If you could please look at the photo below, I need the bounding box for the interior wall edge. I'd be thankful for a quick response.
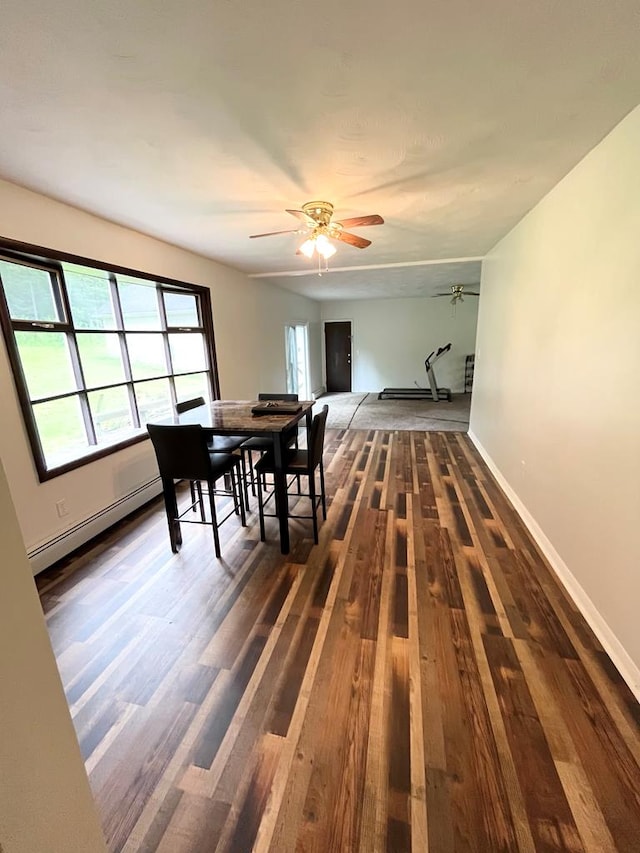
[0,459,108,852]
[468,428,640,703]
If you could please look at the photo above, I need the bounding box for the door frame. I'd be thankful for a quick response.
[323,318,353,393]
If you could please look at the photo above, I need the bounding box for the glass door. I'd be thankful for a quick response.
[285,323,310,399]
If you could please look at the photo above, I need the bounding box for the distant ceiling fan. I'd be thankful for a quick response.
[433,284,480,305]
[249,200,384,261]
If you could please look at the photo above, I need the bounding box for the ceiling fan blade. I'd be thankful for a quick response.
[466,291,480,296]
[334,214,384,228]
[249,228,302,239]
[335,231,372,249]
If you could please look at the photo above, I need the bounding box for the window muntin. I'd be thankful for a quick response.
[0,250,216,480]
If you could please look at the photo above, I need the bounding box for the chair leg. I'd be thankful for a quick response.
[231,463,247,527]
[293,432,302,494]
[229,466,240,516]
[239,450,250,511]
[245,449,257,497]
[208,480,221,558]
[196,480,206,522]
[309,471,318,544]
[239,467,247,527]
[257,473,266,542]
[190,480,197,511]
[161,477,180,552]
[319,459,327,519]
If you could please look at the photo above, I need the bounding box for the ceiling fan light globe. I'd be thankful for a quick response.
[315,234,336,259]
[320,243,337,259]
[299,238,316,258]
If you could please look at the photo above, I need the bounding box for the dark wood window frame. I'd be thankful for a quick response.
[0,236,220,482]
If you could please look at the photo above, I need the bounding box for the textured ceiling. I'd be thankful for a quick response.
[1,1,639,301]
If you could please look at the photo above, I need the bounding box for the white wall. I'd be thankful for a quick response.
[321,296,479,393]
[245,285,323,399]
[470,105,640,693]
[0,179,321,571]
[0,459,107,852]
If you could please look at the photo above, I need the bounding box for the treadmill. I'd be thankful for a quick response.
[378,343,452,402]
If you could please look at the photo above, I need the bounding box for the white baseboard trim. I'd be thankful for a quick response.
[28,478,163,575]
[468,430,640,703]
[312,386,326,400]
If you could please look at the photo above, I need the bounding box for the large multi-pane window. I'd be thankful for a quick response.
[0,246,218,481]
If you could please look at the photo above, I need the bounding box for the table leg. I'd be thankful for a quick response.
[272,430,290,554]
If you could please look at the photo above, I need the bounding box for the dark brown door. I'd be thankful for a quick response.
[325,321,352,392]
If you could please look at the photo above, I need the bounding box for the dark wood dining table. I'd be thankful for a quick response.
[173,399,315,554]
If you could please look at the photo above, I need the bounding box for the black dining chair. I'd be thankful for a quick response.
[254,404,328,545]
[241,393,300,496]
[147,423,246,558]
[175,396,250,508]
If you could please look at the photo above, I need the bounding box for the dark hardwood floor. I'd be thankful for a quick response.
[37,429,640,852]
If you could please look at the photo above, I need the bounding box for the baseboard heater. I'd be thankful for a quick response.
[28,477,162,572]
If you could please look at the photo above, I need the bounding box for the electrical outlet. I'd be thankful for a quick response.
[55,499,69,518]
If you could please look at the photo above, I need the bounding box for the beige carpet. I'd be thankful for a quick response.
[319,392,471,431]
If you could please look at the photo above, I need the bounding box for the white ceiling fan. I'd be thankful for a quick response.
[432,284,480,305]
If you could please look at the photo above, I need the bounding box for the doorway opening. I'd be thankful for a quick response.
[284,323,310,399]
